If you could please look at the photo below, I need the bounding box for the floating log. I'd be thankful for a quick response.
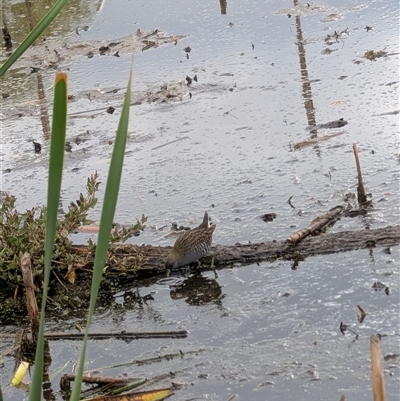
[70,225,400,279]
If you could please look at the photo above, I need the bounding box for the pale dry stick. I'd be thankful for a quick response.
[352,142,367,204]
[20,252,40,341]
[287,205,344,243]
[291,131,345,150]
[370,334,386,401]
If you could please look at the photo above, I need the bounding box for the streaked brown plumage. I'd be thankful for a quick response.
[165,211,215,269]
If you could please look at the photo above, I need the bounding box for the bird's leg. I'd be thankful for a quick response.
[210,253,218,279]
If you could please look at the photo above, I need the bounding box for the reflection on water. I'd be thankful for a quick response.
[219,0,227,15]
[6,251,396,401]
[1,0,98,46]
[170,273,223,306]
[294,3,317,133]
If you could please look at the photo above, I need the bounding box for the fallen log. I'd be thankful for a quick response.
[71,225,400,279]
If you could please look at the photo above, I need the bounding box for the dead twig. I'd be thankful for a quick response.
[287,205,344,244]
[291,131,345,150]
[357,304,367,323]
[287,195,295,209]
[43,330,187,341]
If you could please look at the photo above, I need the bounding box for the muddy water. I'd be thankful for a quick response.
[1,0,399,399]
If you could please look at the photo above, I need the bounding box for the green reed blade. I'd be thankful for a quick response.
[0,0,69,76]
[29,72,67,400]
[70,65,133,401]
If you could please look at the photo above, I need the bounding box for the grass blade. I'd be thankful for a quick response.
[0,0,69,76]
[29,72,67,400]
[70,65,133,400]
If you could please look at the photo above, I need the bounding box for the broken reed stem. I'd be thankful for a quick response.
[286,205,343,243]
[370,334,386,401]
[60,373,137,391]
[20,252,40,342]
[352,142,367,204]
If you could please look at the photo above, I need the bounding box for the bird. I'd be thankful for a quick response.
[165,211,216,270]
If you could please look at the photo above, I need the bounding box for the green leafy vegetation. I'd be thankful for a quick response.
[0,173,146,306]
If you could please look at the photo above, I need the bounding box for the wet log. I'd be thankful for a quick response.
[71,225,400,279]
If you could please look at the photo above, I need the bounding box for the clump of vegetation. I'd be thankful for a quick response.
[0,172,146,300]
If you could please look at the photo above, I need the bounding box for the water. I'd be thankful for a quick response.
[1,0,399,399]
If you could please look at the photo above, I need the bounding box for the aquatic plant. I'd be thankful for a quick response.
[0,173,145,303]
[19,65,134,400]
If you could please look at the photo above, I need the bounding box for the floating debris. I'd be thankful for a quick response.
[142,41,158,51]
[357,304,367,323]
[261,213,276,222]
[364,49,387,61]
[2,20,12,51]
[340,322,359,340]
[324,28,349,44]
[306,118,348,131]
[32,141,41,154]
[291,131,345,150]
[372,281,389,295]
[99,45,110,54]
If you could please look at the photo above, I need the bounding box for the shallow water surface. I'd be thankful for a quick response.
[1,0,399,399]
